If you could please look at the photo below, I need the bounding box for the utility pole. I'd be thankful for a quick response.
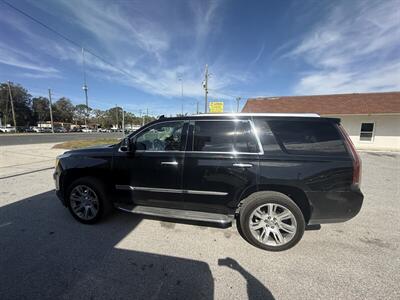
[4,86,8,127]
[202,64,209,113]
[7,81,17,129]
[236,96,242,113]
[121,107,125,137]
[196,101,199,114]
[139,109,144,127]
[115,104,119,129]
[82,48,89,129]
[146,108,148,124]
[48,89,55,133]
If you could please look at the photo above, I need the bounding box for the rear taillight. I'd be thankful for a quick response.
[338,124,362,187]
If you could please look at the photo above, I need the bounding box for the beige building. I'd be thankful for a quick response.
[242,92,400,151]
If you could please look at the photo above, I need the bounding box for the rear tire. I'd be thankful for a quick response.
[66,177,112,224]
[238,191,305,251]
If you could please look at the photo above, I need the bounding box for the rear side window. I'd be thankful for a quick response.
[268,120,347,156]
[253,119,282,154]
[193,120,259,153]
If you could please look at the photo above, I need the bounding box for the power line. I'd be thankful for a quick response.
[0,0,139,83]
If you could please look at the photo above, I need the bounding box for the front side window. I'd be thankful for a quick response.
[135,121,184,151]
[193,120,259,153]
[360,123,374,141]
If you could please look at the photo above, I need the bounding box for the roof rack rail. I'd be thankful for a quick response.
[193,113,320,117]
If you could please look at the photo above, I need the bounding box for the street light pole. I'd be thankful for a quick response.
[236,96,242,113]
[202,64,209,113]
[82,48,89,129]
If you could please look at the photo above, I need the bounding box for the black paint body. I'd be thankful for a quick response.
[54,115,363,225]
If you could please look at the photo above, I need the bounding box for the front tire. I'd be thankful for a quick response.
[238,191,305,251]
[66,177,111,224]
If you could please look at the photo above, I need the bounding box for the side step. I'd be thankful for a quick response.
[115,204,233,228]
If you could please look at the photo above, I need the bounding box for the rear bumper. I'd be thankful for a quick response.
[306,188,363,224]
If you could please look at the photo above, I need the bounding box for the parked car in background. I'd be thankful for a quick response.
[24,127,35,133]
[54,113,363,251]
[31,127,44,133]
[42,128,52,133]
[54,127,67,133]
[70,127,82,132]
[81,128,93,133]
[0,126,16,133]
[97,128,111,133]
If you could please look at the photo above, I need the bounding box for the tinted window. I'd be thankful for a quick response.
[135,121,184,151]
[268,120,347,156]
[193,120,259,153]
[253,119,282,154]
[235,121,259,153]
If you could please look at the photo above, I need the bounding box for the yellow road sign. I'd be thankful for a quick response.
[209,102,224,113]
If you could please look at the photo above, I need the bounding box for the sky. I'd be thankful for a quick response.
[0,0,399,116]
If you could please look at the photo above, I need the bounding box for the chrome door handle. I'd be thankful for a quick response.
[161,161,178,166]
[233,163,253,168]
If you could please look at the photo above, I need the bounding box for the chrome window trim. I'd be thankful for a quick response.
[250,119,264,155]
[115,185,228,196]
[135,150,259,155]
[130,118,264,155]
[132,120,186,152]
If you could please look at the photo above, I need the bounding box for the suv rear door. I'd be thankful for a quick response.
[182,118,261,214]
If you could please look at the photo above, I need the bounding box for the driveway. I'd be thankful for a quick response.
[0,150,399,299]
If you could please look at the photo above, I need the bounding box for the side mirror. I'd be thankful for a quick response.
[119,137,134,152]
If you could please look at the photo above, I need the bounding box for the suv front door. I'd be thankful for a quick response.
[113,120,188,209]
[182,119,261,214]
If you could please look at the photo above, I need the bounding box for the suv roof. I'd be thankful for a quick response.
[194,113,320,117]
[155,112,335,123]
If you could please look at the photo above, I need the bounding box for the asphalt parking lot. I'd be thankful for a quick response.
[0,150,399,299]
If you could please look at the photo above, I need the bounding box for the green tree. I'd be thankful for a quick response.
[74,104,91,125]
[124,112,137,127]
[91,109,112,128]
[106,106,123,128]
[53,97,75,123]
[0,82,33,127]
[32,97,50,125]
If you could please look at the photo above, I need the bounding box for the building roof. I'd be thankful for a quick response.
[242,91,400,115]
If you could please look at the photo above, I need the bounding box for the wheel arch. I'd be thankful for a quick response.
[237,184,312,223]
[61,168,111,200]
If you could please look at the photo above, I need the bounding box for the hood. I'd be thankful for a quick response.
[64,143,117,155]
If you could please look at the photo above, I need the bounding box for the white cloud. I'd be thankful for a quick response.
[286,0,400,94]
[18,0,236,100]
[0,42,60,75]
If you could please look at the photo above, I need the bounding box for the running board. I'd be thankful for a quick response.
[115,204,233,228]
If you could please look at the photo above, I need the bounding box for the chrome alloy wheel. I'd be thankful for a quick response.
[249,203,297,246]
[69,185,100,221]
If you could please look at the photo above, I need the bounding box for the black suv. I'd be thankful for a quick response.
[54,113,363,251]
